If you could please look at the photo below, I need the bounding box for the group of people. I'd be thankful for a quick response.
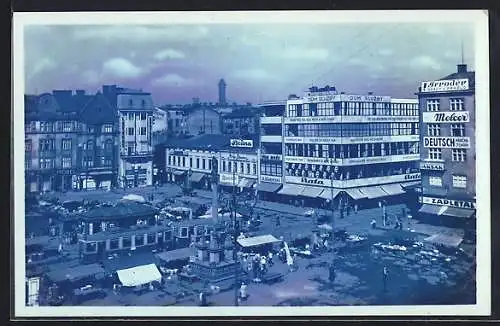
[242,251,275,282]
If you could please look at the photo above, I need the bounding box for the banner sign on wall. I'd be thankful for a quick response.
[423,137,470,148]
[420,196,475,209]
[423,111,470,123]
[420,78,469,93]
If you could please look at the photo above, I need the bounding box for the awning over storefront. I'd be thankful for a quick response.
[441,207,475,218]
[300,186,324,198]
[116,263,162,287]
[155,248,193,263]
[190,172,206,183]
[418,204,445,215]
[237,234,281,247]
[238,178,255,189]
[344,188,367,200]
[173,170,186,176]
[401,181,421,189]
[380,183,406,196]
[278,184,305,196]
[318,188,341,200]
[359,186,388,199]
[256,182,282,193]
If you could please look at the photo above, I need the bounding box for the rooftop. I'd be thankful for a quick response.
[222,107,258,119]
[163,134,260,152]
[79,201,158,221]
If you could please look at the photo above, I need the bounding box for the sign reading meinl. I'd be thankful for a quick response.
[423,137,470,148]
[230,139,253,148]
[420,78,469,93]
[423,111,470,123]
[421,196,475,209]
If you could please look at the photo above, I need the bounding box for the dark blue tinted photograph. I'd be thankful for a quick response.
[13,10,490,317]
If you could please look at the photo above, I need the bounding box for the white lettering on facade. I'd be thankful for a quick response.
[421,196,475,209]
[423,137,470,149]
[423,111,470,123]
[420,78,470,93]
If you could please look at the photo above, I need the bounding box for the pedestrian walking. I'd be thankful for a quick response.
[354,204,358,214]
[382,266,389,292]
[239,282,248,300]
[199,291,208,306]
[268,251,274,266]
[371,219,377,229]
[329,264,336,283]
[276,216,281,227]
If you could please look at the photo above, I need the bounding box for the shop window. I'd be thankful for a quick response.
[134,234,145,246]
[109,239,120,250]
[180,227,188,237]
[147,233,156,244]
[85,242,97,253]
[164,231,172,241]
[122,237,131,248]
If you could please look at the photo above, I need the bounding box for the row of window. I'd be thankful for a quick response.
[285,142,420,158]
[426,98,465,112]
[127,112,149,120]
[260,163,283,176]
[123,141,151,155]
[427,124,466,137]
[284,162,419,180]
[288,101,419,118]
[427,148,467,162]
[27,156,113,170]
[25,122,114,134]
[28,139,115,152]
[286,123,419,138]
[126,127,148,136]
[168,155,213,171]
[428,175,467,189]
[221,161,257,175]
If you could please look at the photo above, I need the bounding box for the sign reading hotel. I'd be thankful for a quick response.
[421,196,475,209]
[423,137,470,149]
[230,139,253,148]
[420,78,469,93]
[423,111,470,123]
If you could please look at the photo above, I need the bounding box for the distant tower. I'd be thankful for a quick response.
[218,79,227,106]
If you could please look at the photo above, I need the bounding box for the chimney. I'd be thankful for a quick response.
[457,64,467,73]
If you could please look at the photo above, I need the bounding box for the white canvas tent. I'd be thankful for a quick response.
[122,194,146,203]
[116,263,162,287]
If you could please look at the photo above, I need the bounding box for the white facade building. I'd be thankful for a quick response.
[117,90,154,188]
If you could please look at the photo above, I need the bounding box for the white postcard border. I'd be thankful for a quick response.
[13,10,491,317]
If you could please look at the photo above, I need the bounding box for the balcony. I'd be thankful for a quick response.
[120,149,153,158]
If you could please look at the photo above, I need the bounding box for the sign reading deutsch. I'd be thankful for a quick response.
[230,139,253,148]
[421,196,475,209]
[420,78,469,93]
[423,136,470,148]
[423,111,470,123]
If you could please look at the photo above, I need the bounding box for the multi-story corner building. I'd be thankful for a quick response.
[103,85,155,188]
[221,107,260,137]
[416,64,476,223]
[24,90,119,193]
[256,101,287,199]
[164,134,259,193]
[280,86,421,208]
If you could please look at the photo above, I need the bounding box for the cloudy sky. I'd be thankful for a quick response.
[24,23,474,105]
